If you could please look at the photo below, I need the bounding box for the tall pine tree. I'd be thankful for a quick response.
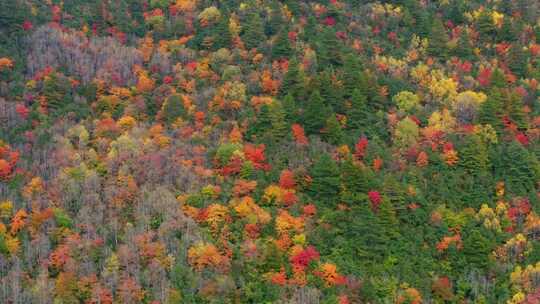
[303,90,330,135]
[427,18,449,60]
[241,10,265,50]
[308,153,341,202]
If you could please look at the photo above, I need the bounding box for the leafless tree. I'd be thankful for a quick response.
[27,26,143,85]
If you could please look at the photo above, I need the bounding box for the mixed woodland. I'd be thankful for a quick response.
[1,0,540,303]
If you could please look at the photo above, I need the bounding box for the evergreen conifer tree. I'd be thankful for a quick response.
[317,27,343,67]
[241,10,265,49]
[323,115,343,145]
[479,88,504,134]
[271,28,293,60]
[507,91,528,130]
[342,54,364,97]
[459,135,490,175]
[347,89,371,131]
[268,100,288,141]
[427,18,449,60]
[507,44,528,78]
[303,90,330,135]
[497,17,516,43]
[462,230,494,270]
[340,158,370,195]
[282,93,297,123]
[308,153,341,201]
[212,15,232,50]
[279,58,305,100]
[496,141,540,194]
[162,94,186,125]
[490,69,507,88]
[454,30,473,60]
[43,73,70,114]
[477,10,497,41]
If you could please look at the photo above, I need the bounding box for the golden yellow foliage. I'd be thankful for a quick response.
[205,203,230,230]
[263,185,283,203]
[118,116,136,130]
[172,0,197,13]
[428,109,456,133]
[232,197,271,224]
[429,72,458,103]
[109,87,132,99]
[188,242,228,271]
[492,11,504,28]
[275,210,304,235]
[5,236,20,255]
[509,262,540,295]
[139,35,154,62]
[198,6,221,25]
[476,204,502,231]
[0,200,13,219]
[22,177,44,200]
[136,72,155,93]
[229,14,241,36]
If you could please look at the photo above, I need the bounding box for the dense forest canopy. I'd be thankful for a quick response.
[1,0,540,303]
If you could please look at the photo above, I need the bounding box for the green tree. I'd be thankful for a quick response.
[279,58,305,100]
[241,10,265,50]
[506,90,528,129]
[394,117,419,149]
[265,1,284,36]
[268,100,288,141]
[248,104,272,141]
[401,0,431,37]
[0,1,27,58]
[461,230,494,270]
[282,93,298,123]
[459,134,490,175]
[377,198,400,242]
[495,141,540,195]
[342,54,364,96]
[303,90,330,135]
[162,94,186,125]
[340,158,371,195]
[490,68,507,88]
[43,73,71,115]
[271,28,292,60]
[497,17,516,43]
[447,0,467,24]
[314,69,345,113]
[317,27,343,67]
[477,10,497,41]
[308,153,341,202]
[284,0,301,16]
[212,15,232,50]
[345,194,389,263]
[479,88,504,133]
[507,43,528,78]
[427,18,449,60]
[323,114,344,145]
[303,15,319,42]
[346,89,371,131]
[453,30,474,60]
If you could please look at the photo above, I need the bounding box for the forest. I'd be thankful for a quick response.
[1,0,540,303]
